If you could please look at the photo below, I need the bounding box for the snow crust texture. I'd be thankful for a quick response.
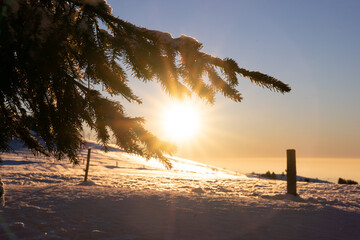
[0,141,359,239]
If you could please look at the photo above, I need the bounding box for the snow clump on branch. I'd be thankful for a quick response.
[139,28,201,49]
[82,0,112,14]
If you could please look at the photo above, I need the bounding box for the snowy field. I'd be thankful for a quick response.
[0,140,359,240]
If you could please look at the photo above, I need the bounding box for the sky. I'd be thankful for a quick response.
[105,0,360,162]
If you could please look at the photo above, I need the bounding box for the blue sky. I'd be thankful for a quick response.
[106,0,360,160]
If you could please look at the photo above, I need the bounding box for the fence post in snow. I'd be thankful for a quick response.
[84,148,91,182]
[287,149,297,196]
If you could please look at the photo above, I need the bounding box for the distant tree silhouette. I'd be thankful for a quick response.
[0,0,290,167]
[338,178,358,185]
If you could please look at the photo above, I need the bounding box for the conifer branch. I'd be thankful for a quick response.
[0,0,290,167]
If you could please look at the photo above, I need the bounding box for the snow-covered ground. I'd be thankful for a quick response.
[0,140,359,239]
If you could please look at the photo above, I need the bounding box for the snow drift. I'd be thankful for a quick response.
[0,140,359,239]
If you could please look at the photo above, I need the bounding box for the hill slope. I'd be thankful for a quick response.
[0,140,359,239]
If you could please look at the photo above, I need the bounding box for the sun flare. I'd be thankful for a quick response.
[162,103,200,142]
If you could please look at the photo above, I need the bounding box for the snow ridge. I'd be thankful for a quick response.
[0,140,359,239]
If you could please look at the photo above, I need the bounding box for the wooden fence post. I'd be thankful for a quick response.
[287,149,297,196]
[84,148,91,182]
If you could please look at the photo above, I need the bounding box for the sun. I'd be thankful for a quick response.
[162,102,200,142]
